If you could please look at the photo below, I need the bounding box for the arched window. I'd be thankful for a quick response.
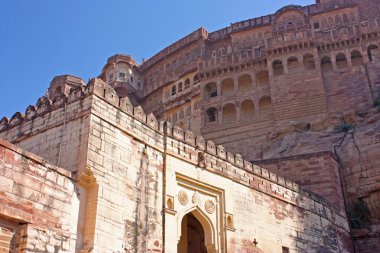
[178,82,183,92]
[328,17,334,27]
[273,60,284,76]
[241,100,255,120]
[172,113,178,123]
[368,45,379,62]
[212,50,217,59]
[256,71,269,87]
[335,15,342,27]
[303,54,316,70]
[54,86,62,97]
[336,53,348,69]
[287,57,299,71]
[193,75,200,84]
[321,56,333,72]
[171,85,177,96]
[221,78,235,96]
[218,48,226,56]
[343,14,349,25]
[351,50,363,66]
[205,82,217,98]
[259,96,273,118]
[184,78,191,89]
[206,107,217,123]
[222,104,236,124]
[238,74,253,92]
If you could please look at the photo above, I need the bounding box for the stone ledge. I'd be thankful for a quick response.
[0,138,71,178]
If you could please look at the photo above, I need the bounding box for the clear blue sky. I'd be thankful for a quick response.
[0,0,313,118]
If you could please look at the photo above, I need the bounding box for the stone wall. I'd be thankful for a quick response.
[85,93,165,252]
[0,76,360,252]
[0,139,78,252]
[255,152,345,210]
[90,80,354,252]
[0,88,91,171]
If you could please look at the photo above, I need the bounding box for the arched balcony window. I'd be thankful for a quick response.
[205,82,217,98]
[351,50,363,66]
[238,74,253,92]
[221,78,235,96]
[206,107,218,123]
[303,54,316,70]
[171,85,177,96]
[256,71,269,87]
[184,78,191,89]
[273,60,284,76]
[222,104,236,124]
[321,56,333,72]
[241,100,255,120]
[336,53,348,69]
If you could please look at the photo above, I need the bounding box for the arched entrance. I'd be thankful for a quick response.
[177,212,208,253]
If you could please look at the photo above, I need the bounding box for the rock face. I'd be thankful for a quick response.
[257,108,380,251]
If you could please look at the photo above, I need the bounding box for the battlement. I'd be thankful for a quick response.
[138,0,358,72]
[0,77,348,217]
[140,28,208,71]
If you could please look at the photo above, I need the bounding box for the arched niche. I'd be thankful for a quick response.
[321,56,333,72]
[273,60,284,76]
[256,71,269,87]
[351,50,363,66]
[238,74,253,92]
[221,78,235,96]
[241,100,255,120]
[303,53,316,70]
[222,103,236,124]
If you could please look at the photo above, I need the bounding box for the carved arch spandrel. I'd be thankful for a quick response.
[173,173,230,253]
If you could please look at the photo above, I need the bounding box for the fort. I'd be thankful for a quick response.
[0,0,380,252]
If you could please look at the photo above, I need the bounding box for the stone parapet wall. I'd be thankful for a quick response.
[0,77,355,252]
[0,139,78,252]
[255,152,345,210]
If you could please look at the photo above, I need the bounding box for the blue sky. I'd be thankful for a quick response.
[0,0,313,118]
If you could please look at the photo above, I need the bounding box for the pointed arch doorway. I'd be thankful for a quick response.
[177,212,208,253]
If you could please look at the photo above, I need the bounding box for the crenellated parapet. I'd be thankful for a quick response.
[162,120,350,234]
[0,74,350,221]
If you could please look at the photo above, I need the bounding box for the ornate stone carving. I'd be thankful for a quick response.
[205,200,215,214]
[225,213,236,231]
[192,191,200,204]
[178,190,189,206]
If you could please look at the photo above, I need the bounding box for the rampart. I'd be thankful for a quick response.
[0,79,354,252]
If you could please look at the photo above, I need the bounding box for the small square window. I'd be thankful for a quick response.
[282,247,290,253]
[314,22,320,29]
